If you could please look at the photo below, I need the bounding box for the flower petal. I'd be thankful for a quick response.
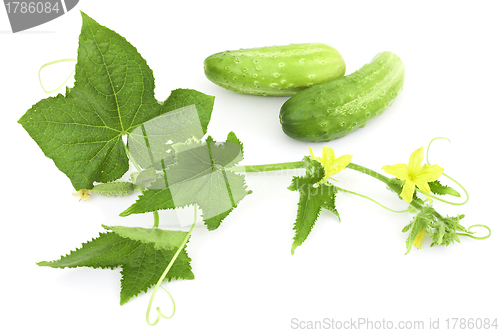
[382,163,409,180]
[321,146,336,166]
[400,179,416,203]
[415,164,444,182]
[414,178,437,202]
[407,147,424,173]
[414,179,431,195]
[309,147,317,161]
[335,154,353,168]
[329,154,353,176]
[413,230,426,249]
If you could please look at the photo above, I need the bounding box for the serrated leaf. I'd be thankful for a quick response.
[127,90,215,170]
[304,156,325,182]
[290,181,339,255]
[404,207,433,254]
[225,131,244,156]
[37,225,194,305]
[18,13,213,190]
[428,180,460,197]
[288,158,324,192]
[430,214,467,247]
[435,223,446,245]
[120,133,251,230]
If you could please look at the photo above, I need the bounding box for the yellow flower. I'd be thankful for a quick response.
[382,147,444,203]
[413,230,426,249]
[73,189,90,201]
[309,146,352,180]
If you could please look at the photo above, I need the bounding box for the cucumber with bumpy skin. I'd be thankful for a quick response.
[90,181,136,197]
[279,51,405,142]
[204,43,346,96]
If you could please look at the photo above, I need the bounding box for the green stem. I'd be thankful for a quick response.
[231,161,304,173]
[122,139,142,172]
[122,138,161,227]
[345,163,425,212]
[234,160,439,214]
[234,160,424,210]
[153,211,160,228]
[146,205,198,326]
[346,163,392,183]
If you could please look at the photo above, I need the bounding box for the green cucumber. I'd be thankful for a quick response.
[279,51,405,142]
[90,181,136,197]
[203,43,346,96]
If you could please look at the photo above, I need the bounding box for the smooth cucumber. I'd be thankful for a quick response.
[204,43,346,96]
[279,51,405,142]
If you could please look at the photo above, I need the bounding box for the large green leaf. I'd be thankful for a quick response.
[18,12,213,190]
[120,132,250,230]
[37,225,194,305]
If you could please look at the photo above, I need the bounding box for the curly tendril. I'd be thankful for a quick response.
[457,224,492,240]
[38,58,77,93]
[420,137,470,205]
[426,138,491,242]
[146,205,198,326]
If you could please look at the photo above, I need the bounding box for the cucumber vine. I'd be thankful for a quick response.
[19,12,490,326]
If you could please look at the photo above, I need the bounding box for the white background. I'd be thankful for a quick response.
[1,0,499,332]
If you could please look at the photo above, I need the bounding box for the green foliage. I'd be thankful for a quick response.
[402,206,470,254]
[120,132,251,231]
[402,206,433,254]
[127,89,214,171]
[288,157,340,254]
[429,214,467,247]
[18,11,489,325]
[21,13,226,312]
[428,180,460,197]
[18,12,214,190]
[37,225,194,305]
